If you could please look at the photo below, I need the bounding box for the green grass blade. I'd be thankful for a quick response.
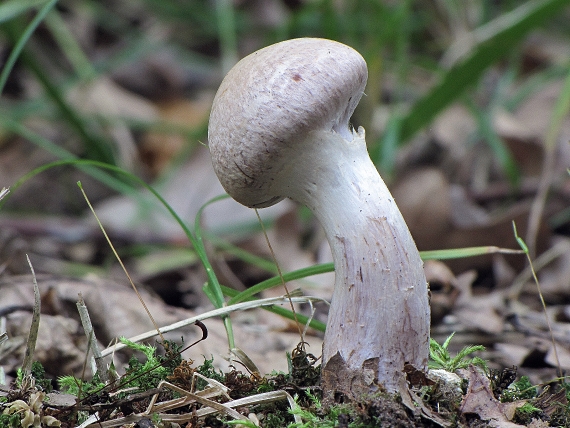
[2,14,115,164]
[465,99,520,185]
[535,69,570,229]
[420,246,524,260]
[512,221,530,254]
[396,0,569,144]
[224,245,524,306]
[545,66,570,151]
[214,0,238,73]
[221,285,326,332]
[378,115,402,178]
[19,54,115,164]
[195,194,236,350]
[228,263,335,305]
[0,0,49,24]
[204,232,279,274]
[0,0,58,95]
[504,61,570,111]
[44,9,97,80]
[195,194,231,309]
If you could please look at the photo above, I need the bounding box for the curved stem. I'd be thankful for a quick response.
[275,128,430,396]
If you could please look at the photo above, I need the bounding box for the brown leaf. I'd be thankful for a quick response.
[460,365,526,426]
[393,169,548,274]
[451,270,507,334]
[404,363,434,387]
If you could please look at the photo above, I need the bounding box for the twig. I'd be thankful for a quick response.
[86,378,302,427]
[76,293,109,383]
[21,255,40,379]
[0,317,6,385]
[72,388,163,411]
[526,69,570,257]
[0,305,33,317]
[99,294,326,357]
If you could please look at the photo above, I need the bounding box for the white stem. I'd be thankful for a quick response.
[274,128,430,396]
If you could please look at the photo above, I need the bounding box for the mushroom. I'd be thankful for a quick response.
[208,38,430,399]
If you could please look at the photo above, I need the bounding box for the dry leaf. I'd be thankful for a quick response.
[451,270,506,334]
[527,420,551,428]
[460,365,525,427]
[5,313,86,378]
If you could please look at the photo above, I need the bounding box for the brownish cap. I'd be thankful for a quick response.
[208,38,368,208]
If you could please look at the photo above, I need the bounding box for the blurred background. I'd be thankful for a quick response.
[1,0,570,383]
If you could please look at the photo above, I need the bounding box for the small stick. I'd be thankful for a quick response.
[21,254,40,380]
[77,293,109,383]
[99,294,323,357]
[0,317,6,385]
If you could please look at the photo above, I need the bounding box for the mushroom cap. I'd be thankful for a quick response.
[208,38,368,208]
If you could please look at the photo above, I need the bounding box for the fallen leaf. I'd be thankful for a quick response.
[460,365,526,427]
[527,419,551,428]
[452,270,506,334]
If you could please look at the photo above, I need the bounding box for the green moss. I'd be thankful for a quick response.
[500,376,537,402]
[16,361,52,392]
[193,355,225,390]
[287,389,385,428]
[0,412,22,428]
[118,338,187,392]
[58,372,105,397]
[512,402,542,426]
[429,332,487,372]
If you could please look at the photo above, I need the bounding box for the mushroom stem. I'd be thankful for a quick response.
[274,127,430,397]
[208,37,430,399]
